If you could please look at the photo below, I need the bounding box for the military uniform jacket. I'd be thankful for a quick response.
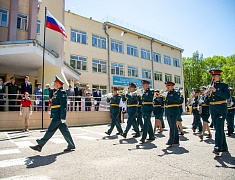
[141,88,154,112]
[165,90,180,116]
[153,96,164,115]
[51,88,67,120]
[201,95,210,115]
[107,94,121,114]
[227,96,235,114]
[208,81,230,115]
[122,93,138,113]
[179,95,184,115]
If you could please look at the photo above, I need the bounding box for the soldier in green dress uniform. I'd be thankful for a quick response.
[153,89,164,133]
[105,87,123,136]
[164,81,181,146]
[191,89,202,133]
[226,87,235,137]
[176,88,184,136]
[208,69,230,155]
[140,80,155,144]
[30,76,75,152]
[122,83,141,138]
[136,92,144,131]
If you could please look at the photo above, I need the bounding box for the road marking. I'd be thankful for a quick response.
[0,149,21,155]
[75,135,98,140]
[1,175,51,180]
[0,157,32,168]
[14,141,35,148]
[49,138,66,144]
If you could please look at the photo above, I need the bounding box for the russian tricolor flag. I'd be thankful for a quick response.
[46,10,67,38]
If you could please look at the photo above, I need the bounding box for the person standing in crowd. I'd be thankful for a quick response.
[121,83,141,138]
[4,76,20,111]
[164,81,180,147]
[140,80,155,144]
[136,90,144,132]
[208,69,230,156]
[93,87,102,111]
[0,78,5,111]
[30,76,75,152]
[21,76,32,95]
[85,88,92,111]
[33,83,42,111]
[153,89,164,134]
[74,82,82,111]
[20,92,32,132]
[43,84,50,111]
[177,88,184,136]
[105,87,123,136]
[66,84,75,111]
[226,87,235,137]
[199,86,212,140]
[191,89,202,133]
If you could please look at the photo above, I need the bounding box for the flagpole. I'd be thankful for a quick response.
[41,6,47,130]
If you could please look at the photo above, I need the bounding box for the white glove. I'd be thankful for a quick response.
[61,119,66,123]
[29,111,32,116]
[199,100,204,103]
[20,111,22,115]
[48,111,51,115]
[231,102,234,106]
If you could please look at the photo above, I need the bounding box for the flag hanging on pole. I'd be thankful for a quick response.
[46,10,67,38]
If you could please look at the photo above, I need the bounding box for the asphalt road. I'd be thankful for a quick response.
[0,115,234,180]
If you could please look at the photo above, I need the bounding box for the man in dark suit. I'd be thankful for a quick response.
[93,87,102,111]
[74,82,83,111]
[21,76,32,95]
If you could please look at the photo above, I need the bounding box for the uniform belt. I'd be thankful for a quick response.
[154,105,161,107]
[228,107,235,110]
[202,104,209,106]
[193,107,198,109]
[137,105,142,107]
[142,102,153,105]
[165,104,179,108]
[22,106,30,107]
[210,100,227,105]
[127,104,138,107]
[110,104,119,107]
[51,105,61,109]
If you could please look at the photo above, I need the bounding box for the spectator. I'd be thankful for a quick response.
[21,76,32,95]
[85,88,92,111]
[4,76,20,111]
[20,92,32,132]
[93,87,102,111]
[0,78,5,111]
[43,84,50,111]
[84,84,90,96]
[74,82,82,111]
[66,84,75,111]
[33,83,42,111]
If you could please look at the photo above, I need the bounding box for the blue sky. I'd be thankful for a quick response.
[65,0,235,58]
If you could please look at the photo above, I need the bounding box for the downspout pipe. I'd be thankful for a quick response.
[151,38,154,88]
[103,23,111,93]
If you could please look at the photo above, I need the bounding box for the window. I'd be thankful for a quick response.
[128,66,138,77]
[0,9,7,27]
[111,62,124,76]
[70,55,87,71]
[127,44,138,57]
[154,71,162,81]
[92,59,106,73]
[111,39,123,53]
[142,69,151,79]
[174,75,181,84]
[141,48,150,60]
[92,34,106,49]
[165,73,172,82]
[17,13,27,30]
[152,52,161,63]
[37,19,40,34]
[173,58,180,67]
[92,85,107,95]
[164,55,171,65]
[70,28,87,44]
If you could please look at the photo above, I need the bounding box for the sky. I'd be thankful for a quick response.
[65,0,235,58]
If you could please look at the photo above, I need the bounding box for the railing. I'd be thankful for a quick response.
[0,94,110,112]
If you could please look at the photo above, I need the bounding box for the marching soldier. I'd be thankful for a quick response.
[226,87,235,137]
[177,88,184,135]
[208,69,230,155]
[136,92,144,132]
[140,80,155,143]
[105,87,123,136]
[122,83,141,138]
[153,89,164,133]
[191,89,202,133]
[30,76,75,152]
[199,86,212,140]
[164,81,180,146]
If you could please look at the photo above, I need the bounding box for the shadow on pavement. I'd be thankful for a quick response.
[158,146,189,157]
[119,138,138,144]
[204,138,215,144]
[155,133,166,138]
[0,135,29,141]
[26,152,66,168]
[179,136,189,141]
[102,135,118,140]
[135,141,157,150]
[214,152,235,169]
